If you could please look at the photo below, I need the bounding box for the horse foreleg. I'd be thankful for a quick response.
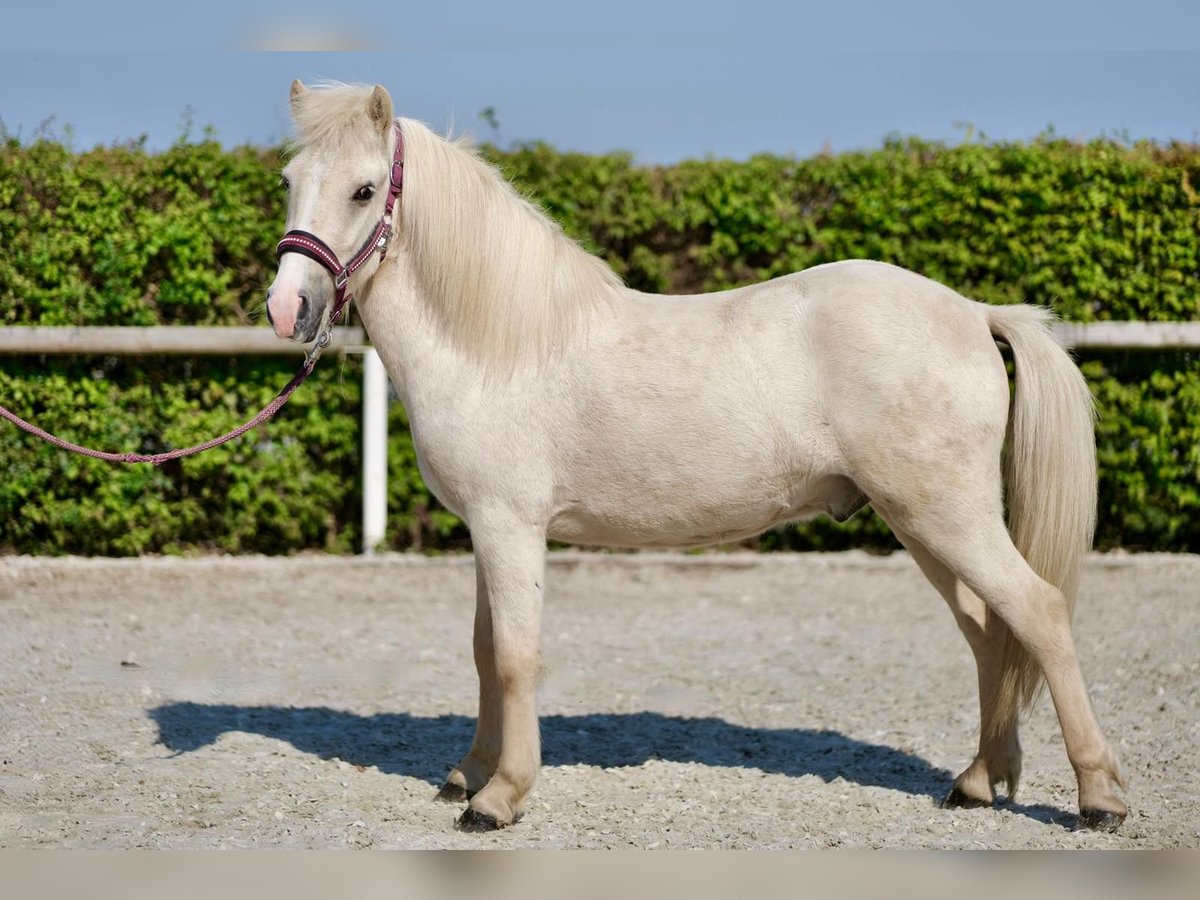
[437,564,502,803]
[455,515,546,832]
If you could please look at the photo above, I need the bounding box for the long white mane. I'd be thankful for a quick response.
[292,84,622,367]
[394,117,622,366]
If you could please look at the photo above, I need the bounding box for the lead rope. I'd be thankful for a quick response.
[0,325,335,466]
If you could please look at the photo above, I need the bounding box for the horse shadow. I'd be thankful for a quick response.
[147,702,1071,827]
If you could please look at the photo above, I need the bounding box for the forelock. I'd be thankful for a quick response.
[291,82,378,150]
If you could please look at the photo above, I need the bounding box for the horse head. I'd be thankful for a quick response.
[266,80,401,342]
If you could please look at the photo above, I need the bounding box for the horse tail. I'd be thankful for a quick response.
[984,303,1097,737]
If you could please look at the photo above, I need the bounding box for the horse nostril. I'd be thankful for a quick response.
[297,292,310,323]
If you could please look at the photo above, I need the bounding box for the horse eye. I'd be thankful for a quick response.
[279,176,290,192]
[353,184,375,202]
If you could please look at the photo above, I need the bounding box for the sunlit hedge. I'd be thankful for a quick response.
[2,132,1197,554]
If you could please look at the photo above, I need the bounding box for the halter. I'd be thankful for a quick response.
[275,122,406,340]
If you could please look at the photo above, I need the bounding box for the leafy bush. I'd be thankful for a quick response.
[1,132,1197,554]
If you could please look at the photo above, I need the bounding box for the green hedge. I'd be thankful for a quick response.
[1,133,1197,555]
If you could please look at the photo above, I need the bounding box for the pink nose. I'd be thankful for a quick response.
[266,290,302,339]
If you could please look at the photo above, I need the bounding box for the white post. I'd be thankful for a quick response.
[362,347,389,555]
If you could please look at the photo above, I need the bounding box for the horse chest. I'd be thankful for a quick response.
[403,414,476,518]
[402,389,558,520]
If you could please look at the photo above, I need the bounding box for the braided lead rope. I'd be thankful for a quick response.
[0,330,333,466]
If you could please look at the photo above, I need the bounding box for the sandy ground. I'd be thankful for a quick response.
[0,550,1196,849]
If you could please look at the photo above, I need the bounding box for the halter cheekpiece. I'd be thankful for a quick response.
[275,122,406,334]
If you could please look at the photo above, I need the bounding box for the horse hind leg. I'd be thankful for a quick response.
[881,517,1022,807]
[877,497,1127,831]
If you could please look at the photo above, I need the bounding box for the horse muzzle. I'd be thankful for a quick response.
[266,258,330,343]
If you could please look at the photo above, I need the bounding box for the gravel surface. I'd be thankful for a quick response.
[1,550,1196,849]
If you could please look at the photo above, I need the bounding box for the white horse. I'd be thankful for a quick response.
[266,81,1127,833]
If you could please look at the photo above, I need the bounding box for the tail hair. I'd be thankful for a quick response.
[985,304,1097,736]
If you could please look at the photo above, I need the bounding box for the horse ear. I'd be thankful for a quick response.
[367,84,394,135]
[290,80,309,116]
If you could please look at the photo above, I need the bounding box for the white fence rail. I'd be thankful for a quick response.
[4,321,1198,356]
[0,325,367,355]
[1054,321,1200,350]
[2,322,1198,554]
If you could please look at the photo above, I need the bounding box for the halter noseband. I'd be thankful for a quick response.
[275,122,406,330]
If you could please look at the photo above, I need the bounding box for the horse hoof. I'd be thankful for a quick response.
[435,782,469,803]
[943,787,992,810]
[1076,808,1126,833]
[456,808,507,832]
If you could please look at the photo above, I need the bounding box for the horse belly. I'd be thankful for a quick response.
[547,462,859,550]
[549,319,852,547]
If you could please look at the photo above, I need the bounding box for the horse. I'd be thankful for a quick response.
[265,81,1128,833]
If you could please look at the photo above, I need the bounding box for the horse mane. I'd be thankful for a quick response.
[394,117,622,367]
[291,84,622,366]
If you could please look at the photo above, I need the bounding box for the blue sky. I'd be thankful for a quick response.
[1,3,1198,163]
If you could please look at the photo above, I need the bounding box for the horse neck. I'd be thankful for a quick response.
[352,252,450,402]
[396,119,622,372]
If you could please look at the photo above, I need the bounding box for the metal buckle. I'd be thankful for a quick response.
[376,216,392,255]
[303,328,332,369]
